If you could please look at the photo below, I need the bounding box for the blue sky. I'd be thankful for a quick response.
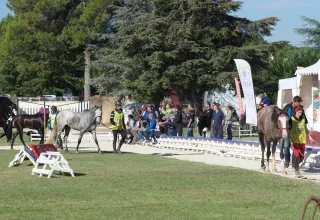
[233,0,319,46]
[0,0,318,46]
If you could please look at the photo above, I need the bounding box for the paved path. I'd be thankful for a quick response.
[3,135,320,182]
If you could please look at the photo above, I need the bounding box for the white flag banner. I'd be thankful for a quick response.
[234,59,257,125]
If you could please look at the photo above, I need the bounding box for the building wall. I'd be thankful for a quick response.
[90,96,117,124]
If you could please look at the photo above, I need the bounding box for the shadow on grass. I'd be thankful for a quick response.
[151,152,204,157]
[100,151,138,155]
[67,172,86,177]
[69,150,138,155]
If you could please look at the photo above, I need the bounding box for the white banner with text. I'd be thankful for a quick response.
[234,59,257,125]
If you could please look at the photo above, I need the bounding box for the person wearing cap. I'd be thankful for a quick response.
[282,96,307,168]
[48,106,58,130]
[110,100,126,154]
[259,93,270,106]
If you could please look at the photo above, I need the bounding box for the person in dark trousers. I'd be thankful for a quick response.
[174,105,183,136]
[187,103,195,137]
[212,103,225,139]
[282,95,307,168]
[225,105,233,140]
[159,113,176,136]
[202,102,213,137]
[110,100,126,154]
[210,102,217,138]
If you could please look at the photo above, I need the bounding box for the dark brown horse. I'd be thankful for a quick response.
[0,97,17,139]
[7,112,49,149]
[257,106,288,173]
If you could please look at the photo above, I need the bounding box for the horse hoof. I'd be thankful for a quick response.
[117,151,122,155]
[264,169,270,173]
[282,170,288,175]
[272,168,277,173]
[76,151,79,154]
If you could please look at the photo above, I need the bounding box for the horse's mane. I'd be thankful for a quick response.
[273,106,283,115]
[82,107,98,113]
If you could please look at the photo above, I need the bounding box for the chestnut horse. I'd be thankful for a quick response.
[257,106,288,173]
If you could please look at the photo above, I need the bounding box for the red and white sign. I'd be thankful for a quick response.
[28,144,57,158]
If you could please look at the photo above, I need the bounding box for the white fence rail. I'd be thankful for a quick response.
[17,101,90,115]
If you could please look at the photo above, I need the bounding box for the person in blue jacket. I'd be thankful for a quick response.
[259,93,271,106]
[142,113,157,144]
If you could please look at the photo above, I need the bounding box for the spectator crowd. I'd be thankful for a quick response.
[122,100,247,145]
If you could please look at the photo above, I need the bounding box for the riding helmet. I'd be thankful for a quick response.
[51,106,57,112]
[115,100,122,106]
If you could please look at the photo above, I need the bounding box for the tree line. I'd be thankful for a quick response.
[0,0,319,109]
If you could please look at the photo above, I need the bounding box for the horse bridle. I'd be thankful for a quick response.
[277,114,288,131]
[93,107,102,124]
[5,106,16,118]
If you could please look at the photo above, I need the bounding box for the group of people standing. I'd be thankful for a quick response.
[198,102,239,140]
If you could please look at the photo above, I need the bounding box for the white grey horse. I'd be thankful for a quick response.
[48,106,102,153]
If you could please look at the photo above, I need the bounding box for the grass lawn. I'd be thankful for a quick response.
[0,150,319,219]
[0,133,39,147]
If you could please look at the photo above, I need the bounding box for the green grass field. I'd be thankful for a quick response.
[0,133,39,147]
[0,150,318,220]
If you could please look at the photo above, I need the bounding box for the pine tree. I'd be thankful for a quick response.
[1,0,83,96]
[94,0,278,111]
[296,16,320,48]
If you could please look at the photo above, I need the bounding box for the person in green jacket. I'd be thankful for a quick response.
[48,106,58,130]
[110,100,126,154]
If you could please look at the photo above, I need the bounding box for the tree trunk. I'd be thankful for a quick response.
[84,45,91,102]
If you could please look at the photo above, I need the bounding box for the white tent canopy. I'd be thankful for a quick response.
[277,77,297,108]
[293,59,320,130]
[295,60,320,76]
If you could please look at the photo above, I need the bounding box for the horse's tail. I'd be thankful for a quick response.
[6,120,13,142]
[46,118,57,144]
